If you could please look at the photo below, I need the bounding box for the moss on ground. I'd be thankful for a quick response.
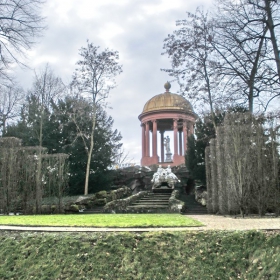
[0,230,279,279]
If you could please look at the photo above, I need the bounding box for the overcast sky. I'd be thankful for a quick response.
[14,0,214,164]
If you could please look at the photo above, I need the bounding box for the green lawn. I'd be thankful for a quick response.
[0,214,203,227]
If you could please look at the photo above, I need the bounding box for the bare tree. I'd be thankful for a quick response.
[213,0,280,112]
[164,1,280,114]
[0,137,69,214]
[0,0,45,75]
[113,148,131,167]
[206,112,280,216]
[0,82,25,134]
[250,0,280,108]
[31,64,66,110]
[71,41,122,195]
[27,64,66,149]
[162,8,224,129]
[27,64,65,213]
[249,0,280,81]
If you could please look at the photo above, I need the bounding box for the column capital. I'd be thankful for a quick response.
[173,118,179,131]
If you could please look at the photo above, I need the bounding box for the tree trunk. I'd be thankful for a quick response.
[203,59,217,130]
[248,27,267,113]
[2,116,6,135]
[36,109,44,214]
[84,105,97,195]
[265,0,280,81]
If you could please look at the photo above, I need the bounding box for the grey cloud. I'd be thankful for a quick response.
[14,0,214,163]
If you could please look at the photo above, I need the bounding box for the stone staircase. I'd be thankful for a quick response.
[76,191,208,215]
[182,194,208,215]
[126,191,171,213]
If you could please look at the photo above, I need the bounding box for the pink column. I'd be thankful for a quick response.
[173,119,178,156]
[179,130,182,156]
[160,131,164,162]
[141,123,145,158]
[189,122,194,135]
[183,120,187,155]
[152,120,157,157]
[145,122,150,157]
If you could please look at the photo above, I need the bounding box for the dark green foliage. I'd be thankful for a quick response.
[186,134,206,184]
[0,231,279,279]
[185,116,215,185]
[4,94,50,146]
[5,95,123,195]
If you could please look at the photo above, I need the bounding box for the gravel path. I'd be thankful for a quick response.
[0,215,279,232]
[187,214,280,231]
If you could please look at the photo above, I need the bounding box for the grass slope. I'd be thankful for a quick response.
[0,230,279,279]
[0,214,202,227]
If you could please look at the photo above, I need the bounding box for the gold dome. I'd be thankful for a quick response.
[141,92,193,114]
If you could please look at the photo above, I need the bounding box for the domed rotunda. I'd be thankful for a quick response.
[138,82,197,167]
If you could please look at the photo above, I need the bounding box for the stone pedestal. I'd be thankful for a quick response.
[165,152,172,162]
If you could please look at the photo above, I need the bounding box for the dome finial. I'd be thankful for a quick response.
[164,81,171,92]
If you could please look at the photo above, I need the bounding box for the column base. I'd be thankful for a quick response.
[141,156,159,166]
[172,154,185,166]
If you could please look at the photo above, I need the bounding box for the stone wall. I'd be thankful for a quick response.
[195,186,207,207]
[63,186,132,213]
[103,191,148,213]
[169,190,186,213]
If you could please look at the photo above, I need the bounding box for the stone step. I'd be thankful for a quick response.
[131,203,169,207]
[147,194,170,196]
[138,202,169,205]
[127,205,169,209]
[145,196,170,199]
[139,199,167,203]
[152,188,173,194]
[147,194,171,196]
[125,191,172,213]
[123,190,175,213]
[132,200,168,205]
[126,207,170,213]
[141,196,170,200]
[148,193,171,195]
[143,195,170,199]
[180,194,208,215]
[139,199,169,202]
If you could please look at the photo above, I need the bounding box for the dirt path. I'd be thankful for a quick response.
[0,215,279,232]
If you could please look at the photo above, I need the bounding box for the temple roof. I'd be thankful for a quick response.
[141,82,194,114]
